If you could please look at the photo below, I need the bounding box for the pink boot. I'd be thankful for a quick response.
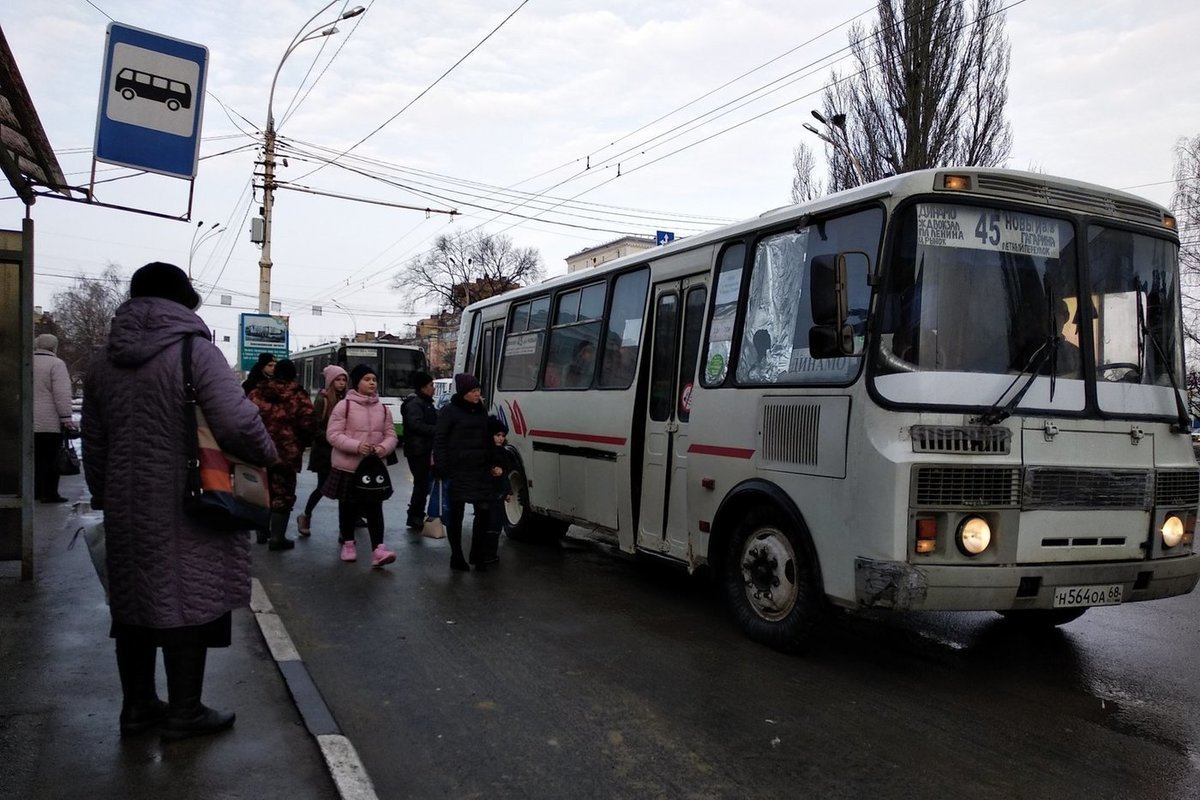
[371,544,396,568]
[340,540,357,562]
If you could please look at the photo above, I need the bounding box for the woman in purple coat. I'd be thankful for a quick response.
[82,263,277,741]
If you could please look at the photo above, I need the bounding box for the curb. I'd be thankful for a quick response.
[250,578,378,800]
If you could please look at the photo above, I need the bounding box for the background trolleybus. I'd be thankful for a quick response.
[455,167,1200,652]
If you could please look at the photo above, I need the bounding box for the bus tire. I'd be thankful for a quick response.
[998,608,1088,628]
[503,465,567,543]
[121,88,135,101]
[722,508,822,653]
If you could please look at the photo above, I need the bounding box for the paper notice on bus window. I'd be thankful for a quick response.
[917,204,1060,258]
[505,333,539,357]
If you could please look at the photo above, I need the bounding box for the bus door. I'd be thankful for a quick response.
[639,276,708,556]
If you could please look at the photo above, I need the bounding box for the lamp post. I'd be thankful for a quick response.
[258,3,366,314]
[804,109,867,186]
[188,221,223,278]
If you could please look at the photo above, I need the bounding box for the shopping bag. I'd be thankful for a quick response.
[422,478,447,539]
[421,516,446,539]
[69,514,108,598]
[426,477,449,518]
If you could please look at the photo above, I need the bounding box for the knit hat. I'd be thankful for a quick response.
[455,372,480,395]
[349,363,377,388]
[487,415,508,435]
[274,359,297,382]
[254,352,276,369]
[323,364,348,388]
[35,333,58,352]
[411,370,434,389]
[129,262,201,309]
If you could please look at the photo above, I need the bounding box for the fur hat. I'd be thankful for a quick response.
[410,370,434,389]
[323,364,348,387]
[349,363,377,388]
[35,333,58,352]
[129,262,200,309]
[454,372,480,395]
[274,359,297,382]
[487,415,508,435]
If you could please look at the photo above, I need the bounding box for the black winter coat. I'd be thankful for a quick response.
[401,391,438,458]
[433,393,491,503]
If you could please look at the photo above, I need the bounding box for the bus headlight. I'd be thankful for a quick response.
[1161,515,1184,549]
[956,516,992,556]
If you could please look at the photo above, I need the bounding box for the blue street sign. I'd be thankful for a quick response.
[94,23,208,179]
[656,230,675,246]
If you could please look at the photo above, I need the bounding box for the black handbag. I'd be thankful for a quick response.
[353,454,393,502]
[57,437,81,476]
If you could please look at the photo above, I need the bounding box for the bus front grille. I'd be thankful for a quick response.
[1023,468,1151,509]
[1155,469,1200,507]
[912,466,1020,508]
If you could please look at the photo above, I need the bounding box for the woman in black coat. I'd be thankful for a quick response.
[432,373,491,571]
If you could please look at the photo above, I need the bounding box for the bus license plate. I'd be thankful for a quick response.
[1052,584,1122,608]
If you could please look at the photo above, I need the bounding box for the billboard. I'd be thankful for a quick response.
[239,313,289,371]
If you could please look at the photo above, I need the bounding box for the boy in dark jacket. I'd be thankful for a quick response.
[471,415,513,570]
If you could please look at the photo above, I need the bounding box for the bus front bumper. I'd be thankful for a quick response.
[854,554,1200,611]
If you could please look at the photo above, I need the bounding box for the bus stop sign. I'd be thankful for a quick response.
[94,23,208,179]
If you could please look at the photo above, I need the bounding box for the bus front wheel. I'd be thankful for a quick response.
[722,509,822,653]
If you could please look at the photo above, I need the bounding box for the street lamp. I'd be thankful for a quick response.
[330,298,358,340]
[257,3,366,313]
[804,109,867,186]
[188,221,223,277]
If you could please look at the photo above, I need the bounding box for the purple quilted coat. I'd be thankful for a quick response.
[82,297,277,629]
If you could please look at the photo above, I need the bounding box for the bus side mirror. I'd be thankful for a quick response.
[809,254,852,358]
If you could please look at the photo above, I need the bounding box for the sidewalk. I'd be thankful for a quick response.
[0,471,347,800]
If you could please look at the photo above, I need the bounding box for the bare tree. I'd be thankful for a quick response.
[1173,134,1200,380]
[393,229,542,314]
[790,142,823,204]
[51,264,127,382]
[799,0,1013,193]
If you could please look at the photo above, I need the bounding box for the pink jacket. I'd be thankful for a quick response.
[326,389,398,473]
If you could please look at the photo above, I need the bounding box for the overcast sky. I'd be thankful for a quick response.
[3,0,1198,364]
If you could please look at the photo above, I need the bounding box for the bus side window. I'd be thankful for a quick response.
[702,242,746,387]
[598,267,650,389]
[499,298,548,391]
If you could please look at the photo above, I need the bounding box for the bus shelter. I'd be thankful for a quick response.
[0,26,69,580]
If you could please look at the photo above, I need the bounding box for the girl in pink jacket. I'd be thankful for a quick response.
[322,363,399,567]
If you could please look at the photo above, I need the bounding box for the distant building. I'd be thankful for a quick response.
[565,235,655,273]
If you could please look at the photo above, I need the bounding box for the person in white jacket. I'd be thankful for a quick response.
[33,333,76,502]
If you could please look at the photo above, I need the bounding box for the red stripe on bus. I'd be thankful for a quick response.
[529,429,627,446]
[688,443,756,459]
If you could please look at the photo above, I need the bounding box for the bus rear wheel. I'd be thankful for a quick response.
[503,466,567,543]
[998,608,1088,628]
[722,509,822,653]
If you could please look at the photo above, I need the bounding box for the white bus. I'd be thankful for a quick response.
[290,340,428,436]
[456,168,1200,652]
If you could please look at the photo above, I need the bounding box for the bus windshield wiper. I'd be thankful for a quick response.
[974,335,1056,426]
[976,287,1060,427]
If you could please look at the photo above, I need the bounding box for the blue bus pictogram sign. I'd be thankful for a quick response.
[94,23,208,179]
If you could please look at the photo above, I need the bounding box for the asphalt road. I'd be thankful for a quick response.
[255,471,1200,800]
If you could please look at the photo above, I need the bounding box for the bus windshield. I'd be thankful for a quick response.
[874,201,1183,417]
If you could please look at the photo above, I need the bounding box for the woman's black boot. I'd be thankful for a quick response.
[161,645,235,741]
[116,639,167,736]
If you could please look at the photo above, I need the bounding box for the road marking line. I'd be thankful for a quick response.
[250,578,379,800]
